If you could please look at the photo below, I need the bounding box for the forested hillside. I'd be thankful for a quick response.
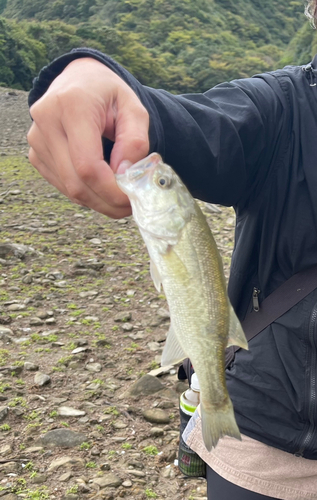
[0,0,309,91]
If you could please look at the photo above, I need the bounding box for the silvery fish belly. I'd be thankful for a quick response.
[116,153,248,451]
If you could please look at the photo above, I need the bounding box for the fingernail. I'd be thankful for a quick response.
[117,160,133,174]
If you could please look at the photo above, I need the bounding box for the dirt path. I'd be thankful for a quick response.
[0,86,235,500]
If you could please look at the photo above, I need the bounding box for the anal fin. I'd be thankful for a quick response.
[227,304,248,350]
[161,323,187,367]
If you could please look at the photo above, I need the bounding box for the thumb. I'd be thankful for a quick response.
[109,97,150,172]
[117,160,133,174]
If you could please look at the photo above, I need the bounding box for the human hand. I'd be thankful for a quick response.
[27,58,150,218]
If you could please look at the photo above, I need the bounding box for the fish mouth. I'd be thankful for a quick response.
[115,153,163,194]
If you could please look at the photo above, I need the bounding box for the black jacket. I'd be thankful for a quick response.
[29,50,317,459]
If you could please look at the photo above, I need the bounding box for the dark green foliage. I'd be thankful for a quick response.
[0,0,310,91]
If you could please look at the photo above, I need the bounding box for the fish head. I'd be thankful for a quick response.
[116,153,195,250]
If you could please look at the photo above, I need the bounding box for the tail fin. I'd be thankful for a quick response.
[200,401,241,451]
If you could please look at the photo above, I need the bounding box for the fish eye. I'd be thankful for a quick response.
[156,175,172,189]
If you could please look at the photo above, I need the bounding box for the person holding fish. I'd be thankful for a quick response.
[27,1,317,498]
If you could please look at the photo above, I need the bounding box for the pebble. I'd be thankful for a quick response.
[41,429,87,448]
[148,365,174,377]
[121,322,134,331]
[125,469,145,477]
[79,290,99,298]
[1,494,18,500]
[129,374,164,396]
[0,444,12,456]
[34,372,51,386]
[92,473,122,488]
[48,456,85,471]
[0,462,20,473]
[85,363,102,373]
[59,471,73,482]
[24,362,39,371]
[0,327,13,336]
[142,409,171,424]
[150,427,165,437]
[58,406,86,417]
[0,407,8,422]
[31,473,47,484]
[89,238,102,245]
[114,311,132,322]
[122,480,133,488]
[7,303,25,311]
[29,317,44,326]
[71,347,89,354]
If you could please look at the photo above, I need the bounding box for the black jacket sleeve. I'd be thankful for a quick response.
[29,48,285,207]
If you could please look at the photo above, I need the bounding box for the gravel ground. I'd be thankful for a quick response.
[0,86,235,500]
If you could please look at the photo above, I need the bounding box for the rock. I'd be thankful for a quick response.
[24,447,43,453]
[142,409,170,424]
[92,473,122,488]
[114,311,132,322]
[59,471,73,482]
[129,374,164,396]
[85,363,102,373]
[1,494,18,500]
[0,444,12,455]
[58,406,86,417]
[79,290,99,298]
[31,473,47,484]
[0,327,13,336]
[7,303,25,311]
[29,317,44,326]
[121,323,133,331]
[68,361,82,369]
[41,429,87,448]
[125,469,145,477]
[84,316,99,322]
[24,362,39,371]
[45,318,56,324]
[112,421,128,430]
[157,308,170,319]
[0,462,20,472]
[0,243,34,259]
[122,480,133,488]
[147,341,162,352]
[0,407,8,422]
[22,274,33,284]
[174,381,189,394]
[150,427,165,437]
[34,372,51,386]
[148,365,174,377]
[89,238,102,245]
[71,347,89,354]
[36,310,49,319]
[48,456,85,471]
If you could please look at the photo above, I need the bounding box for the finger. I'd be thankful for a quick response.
[60,104,131,209]
[27,123,55,168]
[28,147,70,199]
[42,125,131,218]
[110,97,150,172]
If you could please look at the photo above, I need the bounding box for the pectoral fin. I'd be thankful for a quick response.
[161,323,187,366]
[227,305,248,350]
[150,258,161,293]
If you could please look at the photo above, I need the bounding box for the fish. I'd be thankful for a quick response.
[115,152,248,451]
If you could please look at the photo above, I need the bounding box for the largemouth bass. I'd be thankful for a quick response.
[116,153,248,451]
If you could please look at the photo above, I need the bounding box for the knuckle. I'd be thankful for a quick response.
[66,184,86,203]
[73,159,93,183]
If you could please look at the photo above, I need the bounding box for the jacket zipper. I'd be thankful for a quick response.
[303,63,317,87]
[252,287,260,312]
[294,302,317,457]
